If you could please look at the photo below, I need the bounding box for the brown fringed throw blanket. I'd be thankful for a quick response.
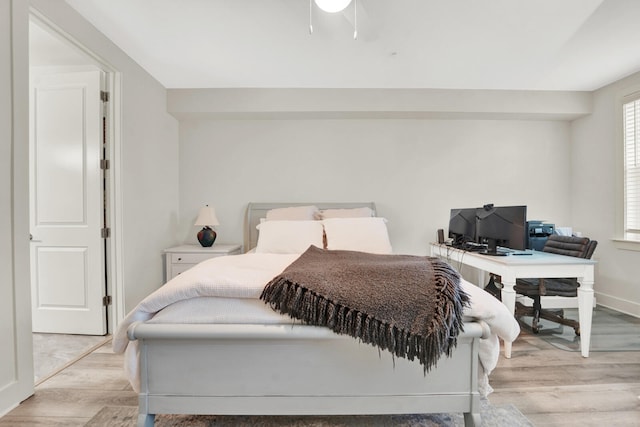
[260,245,470,372]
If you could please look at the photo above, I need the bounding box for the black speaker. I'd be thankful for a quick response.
[437,228,445,244]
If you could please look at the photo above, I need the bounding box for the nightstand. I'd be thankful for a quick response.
[163,243,242,281]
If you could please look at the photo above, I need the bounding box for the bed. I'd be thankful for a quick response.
[113,202,520,427]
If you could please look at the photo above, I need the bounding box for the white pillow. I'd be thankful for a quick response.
[319,207,374,219]
[255,220,324,254]
[322,217,393,254]
[265,205,320,221]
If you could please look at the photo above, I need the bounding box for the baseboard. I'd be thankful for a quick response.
[595,292,640,318]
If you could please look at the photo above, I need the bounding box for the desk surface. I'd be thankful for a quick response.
[431,243,596,267]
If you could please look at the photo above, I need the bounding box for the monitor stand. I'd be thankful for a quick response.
[479,239,508,256]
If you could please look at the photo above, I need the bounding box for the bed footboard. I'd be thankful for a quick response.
[128,322,486,427]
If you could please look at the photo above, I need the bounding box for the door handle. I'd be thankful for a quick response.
[30,234,42,243]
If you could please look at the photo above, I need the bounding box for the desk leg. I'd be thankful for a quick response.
[500,277,516,359]
[577,283,594,358]
[477,269,488,289]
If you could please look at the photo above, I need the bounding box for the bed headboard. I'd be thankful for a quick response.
[245,202,377,252]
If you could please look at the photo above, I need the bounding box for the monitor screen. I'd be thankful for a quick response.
[448,208,477,246]
[476,205,527,254]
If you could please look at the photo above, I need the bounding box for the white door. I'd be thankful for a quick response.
[29,69,107,335]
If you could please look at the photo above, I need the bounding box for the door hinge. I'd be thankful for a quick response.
[100,159,110,170]
[103,295,112,306]
[100,90,109,102]
[101,227,111,238]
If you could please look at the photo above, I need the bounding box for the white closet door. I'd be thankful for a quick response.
[30,69,106,335]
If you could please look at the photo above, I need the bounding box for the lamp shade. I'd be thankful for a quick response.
[195,205,219,247]
[194,205,220,227]
[314,0,352,13]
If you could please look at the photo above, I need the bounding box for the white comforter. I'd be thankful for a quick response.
[113,252,520,395]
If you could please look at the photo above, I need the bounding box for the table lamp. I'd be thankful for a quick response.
[194,205,220,247]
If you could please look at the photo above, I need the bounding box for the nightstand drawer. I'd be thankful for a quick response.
[170,252,219,264]
[163,244,243,282]
[171,263,194,277]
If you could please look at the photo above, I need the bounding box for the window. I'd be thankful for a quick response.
[623,97,640,241]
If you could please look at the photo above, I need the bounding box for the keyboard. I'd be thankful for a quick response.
[496,247,514,255]
[461,242,487,252]
[491,247,533,256]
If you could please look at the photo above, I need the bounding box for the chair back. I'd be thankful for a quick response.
[542,235,597,259]
[583,240,598,259]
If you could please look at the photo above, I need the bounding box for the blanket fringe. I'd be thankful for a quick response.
[260,257,469,373]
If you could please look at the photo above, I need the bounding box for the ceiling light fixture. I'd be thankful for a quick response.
[314,0,352,13]
[309,0,358,39]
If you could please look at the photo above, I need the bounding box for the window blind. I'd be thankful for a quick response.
[623,98,640,237]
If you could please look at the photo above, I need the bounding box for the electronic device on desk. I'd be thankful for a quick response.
[476,204,527,256]
[447,208,477,248]
[527,221,555,251]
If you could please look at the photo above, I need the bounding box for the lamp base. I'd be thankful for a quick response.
[197,226,217,247]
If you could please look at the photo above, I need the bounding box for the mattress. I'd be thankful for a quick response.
[147,296,296,325]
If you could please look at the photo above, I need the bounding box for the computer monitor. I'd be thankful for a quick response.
[476,204,527,255]
[448,208,477,247]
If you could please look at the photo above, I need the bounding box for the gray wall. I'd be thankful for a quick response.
[1,0,34,413]
[177,117,573,256]
[172,87,639,316]
[3,0,181,412]
[572,70,640,316]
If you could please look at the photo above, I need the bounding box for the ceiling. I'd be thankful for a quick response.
[60,0,640,91]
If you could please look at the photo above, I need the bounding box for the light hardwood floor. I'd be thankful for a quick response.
[1,310,639,426]
[32,333,112,385]
[490,326,640,426]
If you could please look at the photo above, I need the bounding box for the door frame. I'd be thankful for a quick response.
[29,11,124,333]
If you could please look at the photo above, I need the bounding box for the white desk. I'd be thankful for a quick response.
[430,243,596,358]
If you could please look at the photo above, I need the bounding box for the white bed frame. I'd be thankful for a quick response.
[128,202,487,427]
